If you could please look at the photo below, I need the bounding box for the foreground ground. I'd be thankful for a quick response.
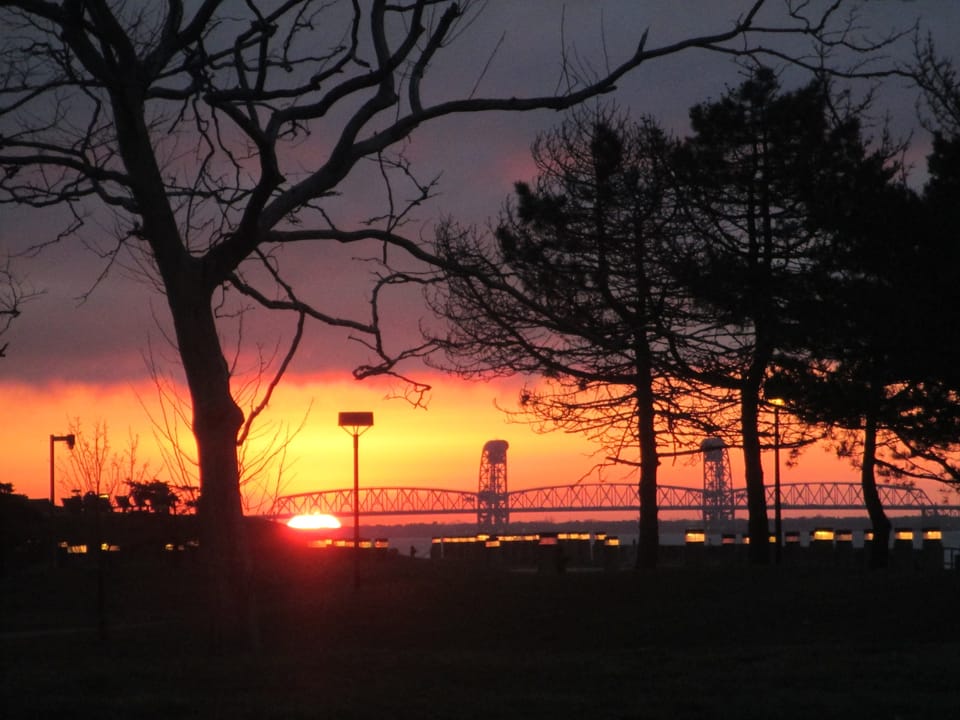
[2,549,958,719]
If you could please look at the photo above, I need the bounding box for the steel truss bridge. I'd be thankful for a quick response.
[271,481,960,527]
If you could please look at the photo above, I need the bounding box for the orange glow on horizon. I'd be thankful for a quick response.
[0,372,611,505]
[0,370,884,519]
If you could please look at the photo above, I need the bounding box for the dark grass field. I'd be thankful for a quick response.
[2,550,959,719]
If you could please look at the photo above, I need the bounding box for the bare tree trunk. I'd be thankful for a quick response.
[109,83,256,648]
[169,281,256,650]
[861,412,890,570]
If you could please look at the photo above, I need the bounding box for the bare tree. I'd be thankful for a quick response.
[0,254,38,358]
[0,0,897,646]
[57,418,151,500]
[913,34,960,137]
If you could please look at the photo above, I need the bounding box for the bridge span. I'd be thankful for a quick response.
[271,481,959,528]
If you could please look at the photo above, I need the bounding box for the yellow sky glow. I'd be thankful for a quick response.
[1,372,889,515]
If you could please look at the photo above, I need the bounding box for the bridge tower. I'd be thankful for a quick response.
[701,437,735,525]
[477,439,509,531]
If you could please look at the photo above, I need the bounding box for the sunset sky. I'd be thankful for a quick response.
[3,1,959,510]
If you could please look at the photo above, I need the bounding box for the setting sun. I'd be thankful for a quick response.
[286,513,342,530]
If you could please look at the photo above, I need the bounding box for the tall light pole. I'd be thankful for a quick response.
[49,432,75,567]
[49,433,76,511]
[768,398,785,565]
[338,411,373,587]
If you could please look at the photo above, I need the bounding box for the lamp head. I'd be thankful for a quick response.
[338,412,374,436]
[65,434,76,450]
[338,412,373,428]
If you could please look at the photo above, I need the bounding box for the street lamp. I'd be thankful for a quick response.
[338,411,373,587]
[767,398,785,565]
[49,432,75,567]
[49,433,76,511]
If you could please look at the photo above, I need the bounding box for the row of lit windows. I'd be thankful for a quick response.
[58,539,200,554]
[432,532,621,548]
[682,528,944,545]
[305,538,390,549]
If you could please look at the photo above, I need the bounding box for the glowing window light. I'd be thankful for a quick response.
[594,532,608,542]
[287,513,342,530]
[864,530,875,542]
[811,528,835,542]
[374,538,389,549]
[784,531,800,544]
[67,544,87,554]
[721,534,736,546]
[894,528,914,542]
[334,538,368,548]
[307,539,332,549]
[539,536,559,546]
[501,534,537,543]
[836,530,853,543]
[923,528,943,541]
[604,537,621,547]
[684,530,705,544]
[485,539,501,548]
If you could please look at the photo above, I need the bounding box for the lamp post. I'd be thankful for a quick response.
[338,411,373,588]
[49,433,76,511]
[49,433,75,566]
[767,398,785,565]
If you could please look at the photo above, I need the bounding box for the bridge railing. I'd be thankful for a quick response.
[741,482,939,511]
[508,484,705,512]
[270,481,956,519]
[271,486,476,518]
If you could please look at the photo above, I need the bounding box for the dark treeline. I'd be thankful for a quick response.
[429,66,960,569]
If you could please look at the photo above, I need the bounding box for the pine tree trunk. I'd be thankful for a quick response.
[630,296,660,571]
[861,413,890,570]
[636,386,660,570]
[741,394,770,564]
